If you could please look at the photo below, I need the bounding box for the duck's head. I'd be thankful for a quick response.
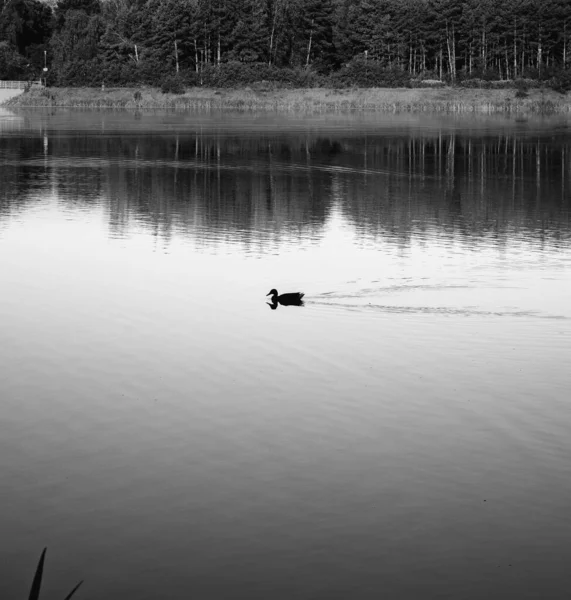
[266,289,278,297]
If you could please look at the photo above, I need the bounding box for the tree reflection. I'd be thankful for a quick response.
[1,128,570,248]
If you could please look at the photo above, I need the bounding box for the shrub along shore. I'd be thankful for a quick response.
[4,85,571,114]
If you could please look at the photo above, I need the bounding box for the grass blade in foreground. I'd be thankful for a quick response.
[27,548,83,600]
[62,580,84,600]
[28,548,47,600]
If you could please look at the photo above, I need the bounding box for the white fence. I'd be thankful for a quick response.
[0,80,42,89]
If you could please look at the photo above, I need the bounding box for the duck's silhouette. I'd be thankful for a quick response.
[266,289,305,307]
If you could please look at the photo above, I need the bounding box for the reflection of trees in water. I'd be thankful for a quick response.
[339,134,571,245]
[0,135,48,220]
[0,164,38,221]
[1,131,570,246]
[103,134,332,245]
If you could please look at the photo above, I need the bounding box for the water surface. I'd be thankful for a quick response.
[1,109,571,599]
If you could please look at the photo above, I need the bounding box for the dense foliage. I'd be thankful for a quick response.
[1,0,571,88]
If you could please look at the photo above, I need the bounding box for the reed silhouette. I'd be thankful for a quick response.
[28,548,83,600]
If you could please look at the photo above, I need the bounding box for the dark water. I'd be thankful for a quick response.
[1,108,571,600]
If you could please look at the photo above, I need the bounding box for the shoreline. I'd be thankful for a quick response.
[3,86,571,114]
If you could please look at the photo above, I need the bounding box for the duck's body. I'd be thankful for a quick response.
[266,289,305,306]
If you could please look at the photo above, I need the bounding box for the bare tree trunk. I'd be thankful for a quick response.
[273,36,280,65]
[306,19,314,68]
[269,1,279,66]
[269,24,275,65]
[513,19,517,78]
[446,22,454,81]
[409,37,412,74]
[204,23,208,64]
[174,39,179,73]
[537,32,542,77]
[452,24,456,80]
[564,24,567,67]
[481,25,486,71]
[194,39,199,72]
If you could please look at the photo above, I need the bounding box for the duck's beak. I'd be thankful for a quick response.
[266,292,272,296]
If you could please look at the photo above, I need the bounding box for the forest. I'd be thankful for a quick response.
[1,0,571,89]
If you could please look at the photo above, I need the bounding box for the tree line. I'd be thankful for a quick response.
[1,0,571,87]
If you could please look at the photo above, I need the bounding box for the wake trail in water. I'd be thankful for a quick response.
[308,283,569,320]
[307,300,568,320]
[317,284,476,299]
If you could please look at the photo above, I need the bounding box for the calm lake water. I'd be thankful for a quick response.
[1,108,571,600]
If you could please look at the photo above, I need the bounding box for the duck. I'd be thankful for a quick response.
[266,289,305,306]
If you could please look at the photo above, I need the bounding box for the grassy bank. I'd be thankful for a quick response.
[3,85,571,113]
